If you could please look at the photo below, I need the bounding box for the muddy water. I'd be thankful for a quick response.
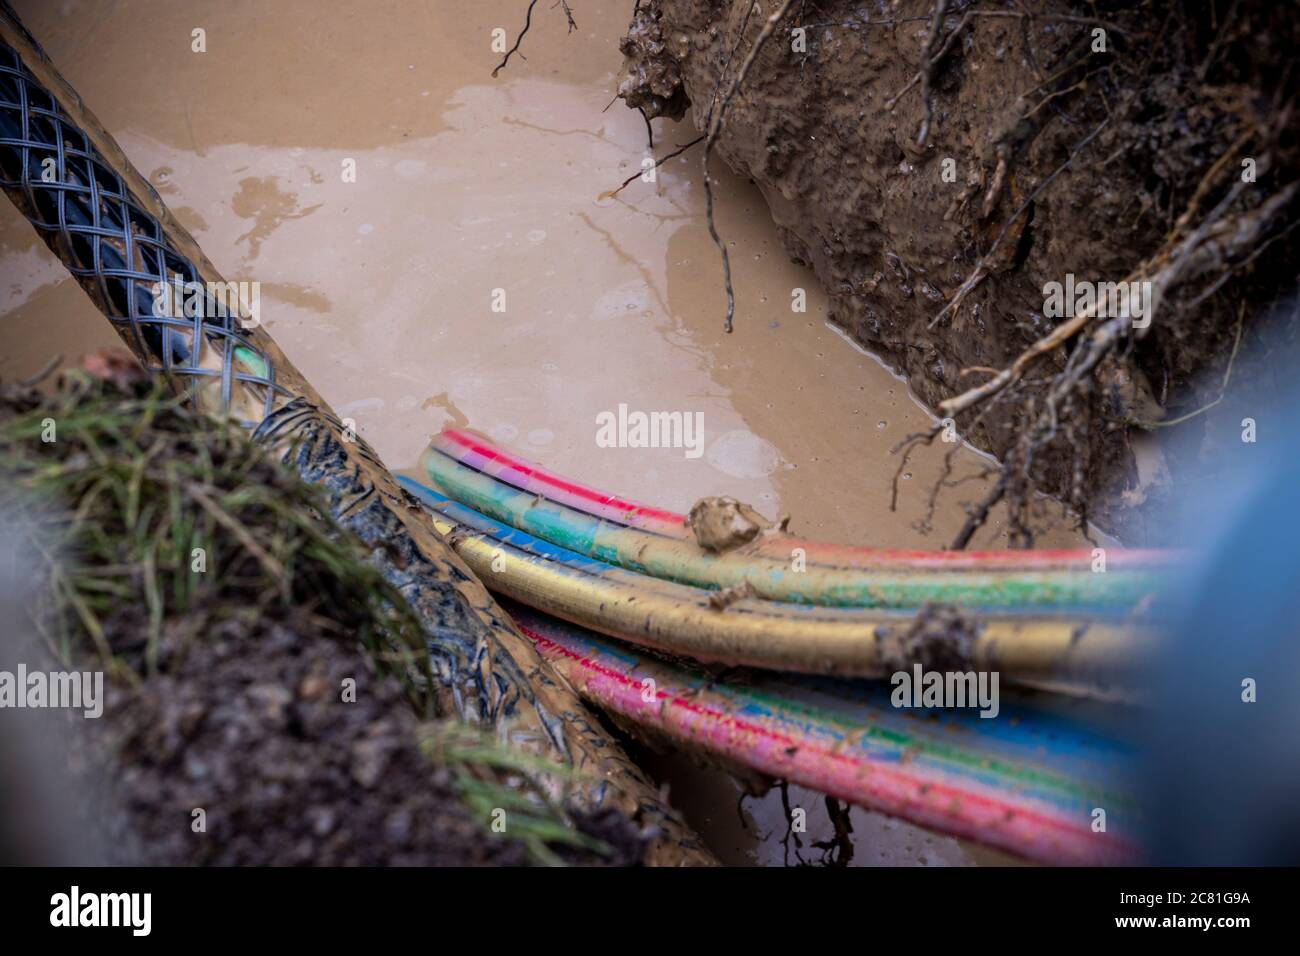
[626,743,1025,867]
[1,0,1087,864]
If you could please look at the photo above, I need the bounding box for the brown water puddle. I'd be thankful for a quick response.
[1,0,1091,865]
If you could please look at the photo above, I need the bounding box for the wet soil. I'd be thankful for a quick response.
[619,0,1300,542]
[629,739,1023,866]
[64,613,532,866]
[0,379,642,866]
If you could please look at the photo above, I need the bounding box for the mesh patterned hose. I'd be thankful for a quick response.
[0,6,710,865]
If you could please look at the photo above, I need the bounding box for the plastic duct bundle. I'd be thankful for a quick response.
[402,430,1171,696]
[398,430,1167,861]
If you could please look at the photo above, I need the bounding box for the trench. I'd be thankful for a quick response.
[0,0,1099,864]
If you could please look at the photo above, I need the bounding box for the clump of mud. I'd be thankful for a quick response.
[619,5,690,121]
[620,0,1299,543]
[0,369,644,866]
[686,494,777,551]
[874,603,980,674]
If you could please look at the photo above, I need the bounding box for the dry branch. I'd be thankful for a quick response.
[937,180,1298,421]
[493,0,541,78]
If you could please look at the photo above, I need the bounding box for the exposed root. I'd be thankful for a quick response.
[604,135,704,199]
[812,795,855,866]
[931,114,1112,329]
[778,779,807,867]
[626,0,1298,543]
[1129,303,1245,429]
[556,0,577,33]
[16,353,63,388]
[940,180,1298,422]
[888,425,941,513]
[940,178,1297,546]
[883,0,973,152]
[704,0,798,333]
[638,105,655,149]
[492,0,538,77]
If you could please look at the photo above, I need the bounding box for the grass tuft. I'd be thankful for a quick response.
[0,372,613,864]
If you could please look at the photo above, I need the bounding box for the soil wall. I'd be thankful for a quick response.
[621,0,1299,541]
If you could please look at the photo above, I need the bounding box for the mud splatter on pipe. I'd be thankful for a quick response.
[421,444,1170,608]
[432,428,1176,570]
[513,605,1143,865]
[401,477,1154,694]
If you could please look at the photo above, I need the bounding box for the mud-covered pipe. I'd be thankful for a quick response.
[513,605,1143,865]
[433,428,1175,570]
[0,7,710,865]
[422,444,1170,608]
[402,478,1152,694]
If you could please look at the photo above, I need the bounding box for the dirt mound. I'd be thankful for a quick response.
[621,0,1299,542]
[77,616,528,866]
[0,373,645,865]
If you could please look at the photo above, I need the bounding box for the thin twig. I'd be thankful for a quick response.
[604,135,705,199]
[940,179,1297,420]
[555,0,577,33]
[17,354,63,388]
[882,1,974,150]
[930,115,1111,329]
[1132,304,1245,428]
[888,426,941,512]
[951,474,1006,550]
[492,0,541,78]
[705,0,798,333]
[638,105,654,150]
